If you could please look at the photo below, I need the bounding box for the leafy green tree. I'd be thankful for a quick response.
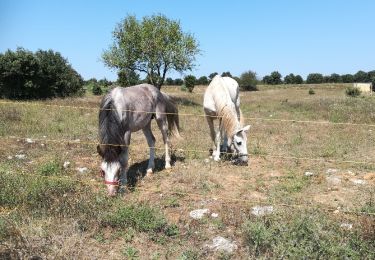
[341,74,354,83]
[263,71,282,85]
[284,73,296,84]
[92,83,103,95]
[327,73,341,83]
[174,78,184,85]
[306,73,324,84]
[98,78,111,87]
[165,77,174,85]
[184,75,196,92]
[239,70,257,91]
[117,69,140,87]
[221,71,232,77]
[354,70,369,82]
[197,76,209,85]
[0,48,83,99]
[208,72,218,81]
[294,75,303,84]
[102,14,200,89]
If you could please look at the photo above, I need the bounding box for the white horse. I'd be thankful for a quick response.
[203,75,250,164]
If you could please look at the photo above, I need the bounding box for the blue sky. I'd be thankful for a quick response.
[1,0,374,81]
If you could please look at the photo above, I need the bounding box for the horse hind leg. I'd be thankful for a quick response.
[156,117,171,169]
[142,123,156,175]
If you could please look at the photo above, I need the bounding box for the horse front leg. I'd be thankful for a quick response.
[119,131,131,186]
[156,118,171,169]
[142,123,156,176]
[205,111,220,160]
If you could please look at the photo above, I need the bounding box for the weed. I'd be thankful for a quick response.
[122,246,139,259]
[37,159,63,176]
[308,88,315,95]
[346,86,361,97]
[179,249,200,260]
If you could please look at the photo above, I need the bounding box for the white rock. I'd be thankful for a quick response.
[63,161,71,169]
[7,156,13,160]
[211,213,219,218]
[15,154,26,160]
[340,223,353,230]
[304,171,314,177]
[326,176,341,185]
[326,168,338,174]
[76,167,88,173]
[251,206,274,216]
[351,179,366,185]
[206,236,237,253]
[25,138,35,143]
[189,209,209,220]
[43,136,47,138]
[204,158,210,163]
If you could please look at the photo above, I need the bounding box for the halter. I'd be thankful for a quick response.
[100,169,120,186]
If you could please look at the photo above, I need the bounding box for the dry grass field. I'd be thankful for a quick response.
[1,84,374,259]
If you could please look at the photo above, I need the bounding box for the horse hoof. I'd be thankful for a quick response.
[165,164,171,169]
[146,169,153,177]
[214,157,220,162]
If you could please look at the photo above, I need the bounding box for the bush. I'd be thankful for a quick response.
[184,75,196,92]
[0,48,84,99]
[308,88,315,95]
[239,70,258,91]
[92,83,103,95]
[197,76,209,85]
[174,78,183,85]
[346,86,361,97]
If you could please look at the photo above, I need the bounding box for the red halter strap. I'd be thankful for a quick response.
[100,169,120,186]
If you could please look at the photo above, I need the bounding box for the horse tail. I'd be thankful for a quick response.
[162,93,181,138]
[98,93,123,161]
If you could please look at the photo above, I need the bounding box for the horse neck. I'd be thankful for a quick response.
[219,104,241,136]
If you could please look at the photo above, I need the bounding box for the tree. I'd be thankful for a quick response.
[102,14,200,89]
[294,75,303,84]
[165,77,174,85]
[92,82,103,95]
[284,73,296,84]
[0,47,83,99]
[208,72,218,81]
[354,70,369,82]
[327,73,341,83]
[173,78,183,85]
[306,73,324,84]
[117,69,140,87]
[184,75,196,92]
[263,71,282,85]
[197,76,209,85]
[341,74,354,83]
[221,71,232,77]
[239,70,257,91]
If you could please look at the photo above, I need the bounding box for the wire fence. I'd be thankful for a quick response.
[0,100,374,217]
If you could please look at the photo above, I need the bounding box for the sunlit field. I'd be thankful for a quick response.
[1,84,374,259]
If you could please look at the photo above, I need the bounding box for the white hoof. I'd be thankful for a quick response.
[214,156,220,162]
[165,163,171,169]
[146,168,153,177]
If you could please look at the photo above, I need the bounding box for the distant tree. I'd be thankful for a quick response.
[341,74,354,83]
[323,75,330,83]
[354,70,369,82]
[221,71,232,77]
[284,73,296,84]
[197,76,209,85]
[165,77,174,85]
[263,71,282,85]
[98,78,111,87]
[328,73,341,83]
[92,82,103,95]
[294,75,303,84]
[306,73,324,84]
[0,47,83,99]
[184,75,196,92]
[239,70,257,91]
[102,14,200,89]
[173,78,183,85]
[86,78,98,84]
[117,69,140,87]
[208,72,218,81]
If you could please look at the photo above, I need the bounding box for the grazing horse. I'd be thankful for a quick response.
[203,75,250,164]
[97,84,180,196]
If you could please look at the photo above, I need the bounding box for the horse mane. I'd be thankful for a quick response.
[211,76,241,136]
[97,93,124,162]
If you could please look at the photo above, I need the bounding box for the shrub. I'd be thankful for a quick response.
[174,78,184,85]
[197,76,209,85]
[92,83,103,95]
[239,70,258,91]
[0,48,84,99]
[184,75,196,93]
[345,86,361,97]
[308,88,315,95]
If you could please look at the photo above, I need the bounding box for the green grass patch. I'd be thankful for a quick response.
[242,209,375,259]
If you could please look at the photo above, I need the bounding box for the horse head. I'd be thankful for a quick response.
[229,125,251,165]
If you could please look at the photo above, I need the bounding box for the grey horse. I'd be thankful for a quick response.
[97,84,180,196]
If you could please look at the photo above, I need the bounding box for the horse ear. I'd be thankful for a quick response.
[242,125,251,133]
